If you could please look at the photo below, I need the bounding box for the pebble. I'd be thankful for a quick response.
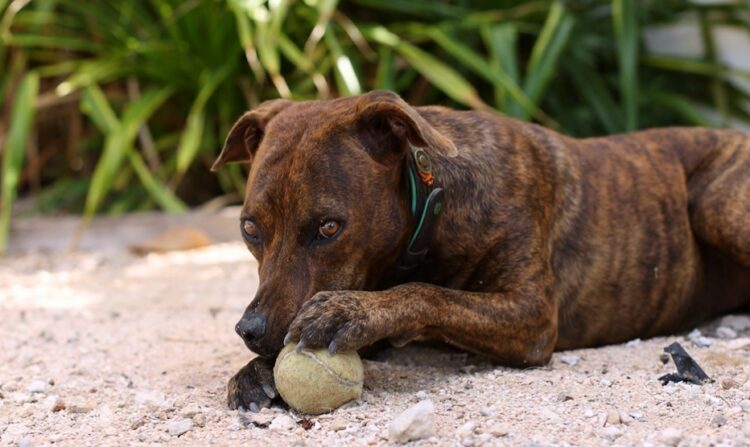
[740,399,750,413]
[688,329,713,347]
[599,379,612,387]
[167,419,193,436]
[628,411,646,422]
[26,380,48,394]
[726,338,750,350]
[18,437,32,447]
[135,390,168,409]
[625,338,642,347]
[599,426,623,441]
[415,391,428,400]
[722,378,740,390]
[68,404,94,414]
[331,418,347,431]
[721,315,750,332]
[48,396,66,412]
[488,422,510,437]
[559,354,579,366]
[716,326,738,339]
[389,400,435,444]
[659,427,683,446]
[711,414,727,428]
[269,414,296,431]
[606,409,621,425]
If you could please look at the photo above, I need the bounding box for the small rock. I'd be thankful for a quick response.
[458,421,476,435]
[726,338,750,350]
[541,408,561,423]
[415,391,428,400]
[721,315,750,332]
[659,353,670,364]
[559,354,579,366]
[712,414,727,428]
[659,427,683,446]
[192,413,207,428]
[331,418,347,432]
[488,422,510,437]
[722,378,740,390]
[599,426,623,442]
[625,338,642,348]
[18,437,32,447]
[167,419,193,437]
[688,329,713,347]
[68,404,94,414]
[135,390,168,409]
[239,409,275,428]
[606,409,621,425]
[389,400,435,444]
[717,326,738,339]
[130,417,146,430]
[479,407,493,417]
[584,408,595,418]
[26,380,48,394]
[740,399,750,413]
[50,397,66,412]
[269,414,296,432]
[599,379,612,387]
[628,411,645,422]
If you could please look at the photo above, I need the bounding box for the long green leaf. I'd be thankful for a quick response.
[482,23,521,116]
[176,66,231,174]
[83,85,174,218]
[0,72,39,254]
[428,28,551,124]
[366,26,484,109]
[523,1,575,108]
[613,0,639,131]
[128,150,186,212]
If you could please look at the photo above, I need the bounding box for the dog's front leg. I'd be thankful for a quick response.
[285,282,558,367]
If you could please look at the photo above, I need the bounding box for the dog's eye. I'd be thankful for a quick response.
[242,220,261,243]
[317,220,341,240]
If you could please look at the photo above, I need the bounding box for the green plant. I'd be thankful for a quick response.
[1,0,749,253]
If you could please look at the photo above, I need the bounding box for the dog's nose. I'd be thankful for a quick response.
[235,313,267,342]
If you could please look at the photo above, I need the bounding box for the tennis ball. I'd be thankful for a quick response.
[273,343,364,415]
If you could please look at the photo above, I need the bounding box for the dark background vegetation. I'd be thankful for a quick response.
[1,0,750,252]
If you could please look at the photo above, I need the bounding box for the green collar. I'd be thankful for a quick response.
[394,145,444,278]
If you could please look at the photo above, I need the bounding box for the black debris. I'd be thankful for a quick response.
[658,341,713,385]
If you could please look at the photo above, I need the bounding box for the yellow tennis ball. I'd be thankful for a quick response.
[273,343,364,415]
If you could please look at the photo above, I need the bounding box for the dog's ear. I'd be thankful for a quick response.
[211,99,292,171]
[355,91,458,162]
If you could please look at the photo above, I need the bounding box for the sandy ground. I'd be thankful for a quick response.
[3,217,750,446]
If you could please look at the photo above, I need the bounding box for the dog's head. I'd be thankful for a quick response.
[212,91,456,357]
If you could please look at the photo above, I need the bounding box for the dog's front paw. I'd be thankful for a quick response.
[227,357,277,411]
[285,291,378,354]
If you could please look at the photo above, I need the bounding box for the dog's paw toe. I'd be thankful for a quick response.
[288,291,372,352]
[227,357,276,411]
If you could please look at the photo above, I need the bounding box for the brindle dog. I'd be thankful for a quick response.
[212,90,750,411]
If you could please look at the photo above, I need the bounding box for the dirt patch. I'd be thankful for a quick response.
[2,240,750,446]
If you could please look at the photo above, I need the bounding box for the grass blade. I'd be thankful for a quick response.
[176,66,232,174]
[482,23,521,116]
[127,150,186,212]
[523,1,575,108]
[0,71,38,253]
[366,26,485,109]
[567,62,623,134]
[612,0,639,131]
[428,27,552,124]
[83,85,173,218]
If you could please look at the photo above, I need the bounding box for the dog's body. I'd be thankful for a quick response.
[212,91,750,410]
